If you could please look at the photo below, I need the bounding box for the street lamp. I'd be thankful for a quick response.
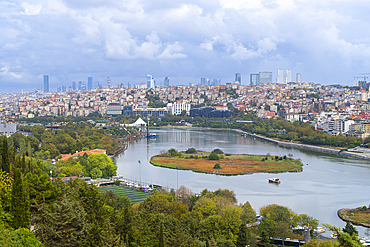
[138,160,141,186]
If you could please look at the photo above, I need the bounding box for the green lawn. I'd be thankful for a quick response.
[99,186,151,204]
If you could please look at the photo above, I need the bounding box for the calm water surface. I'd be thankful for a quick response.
[116,128,370,237]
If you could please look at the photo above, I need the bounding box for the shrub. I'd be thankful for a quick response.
[189,155,194,158]
[219,154,225,159]
[209,152,220,160]
[279,157,283,160]
[202,156,208,159]
[213,163,221,169]
[225,154,231,156]
[275,156,279,160]
[168,148,181,156]
[185,148,197,154]
[212,148,224,154]
[283,155,287,159]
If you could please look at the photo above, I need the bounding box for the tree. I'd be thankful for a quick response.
[209,152,220,160]
[342,222,358,237]
[87,153,117,178]
[185,148,197,154]
[10,167,30,229]
[33,196,88,246]
[236,224,251,247]
[1,138,10,174]
[213,163,221,169]
[241,201,256,224]
[90,167,103,179]
[25,168,61,213]
[212,149,224,154]
[0,224,43,247]
[257,230,273,247]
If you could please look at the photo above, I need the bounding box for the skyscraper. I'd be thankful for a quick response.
[88,77,93,91]
[43,75,49,92]
[72,81,76,91]
[78,81,82,91]
[285,70,292,83]
[277,69,283,83]
[259,72,272,84]
[164,77,169,86]
[296,73,301,84]
[200,78,206,85]
[250,74,259,85]
[147,74,154,88]
[235,73,241,84]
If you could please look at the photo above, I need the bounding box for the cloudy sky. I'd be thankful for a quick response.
[1,0,370,92]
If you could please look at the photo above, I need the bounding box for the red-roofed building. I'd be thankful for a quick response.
[59,149,107,161]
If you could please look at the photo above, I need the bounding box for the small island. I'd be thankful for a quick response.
[150,148,303,176]
[338,206,370,228]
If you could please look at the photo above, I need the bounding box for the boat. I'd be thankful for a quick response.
[147,133,159,138]
[269,178,281,184]
[314,227,325,234]
[241,134,248,137]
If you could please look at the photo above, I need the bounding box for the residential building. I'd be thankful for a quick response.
[164,77,169,86]
[277,69,283,84]
[296,73,301,84]
[106,103,123,115]
[0,122,17,136]
[147,75,154,88]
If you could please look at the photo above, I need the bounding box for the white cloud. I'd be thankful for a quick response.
[200,34,278,60]
[21,2,42,15]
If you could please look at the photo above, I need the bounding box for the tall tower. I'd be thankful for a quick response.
[235,73,241,84]
[250,74,259,85]
[147,74,154,88]
[164,77,169,86]
[277,69,283,83]
[296,73,301,84]
[43,75,49,92]
[88,77,93,90]
[286,70,292,83]
[72,81,76,91]
[259,72,272,84]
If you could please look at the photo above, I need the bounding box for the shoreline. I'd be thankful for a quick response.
[337,208,370,228]
[154,126,370,161]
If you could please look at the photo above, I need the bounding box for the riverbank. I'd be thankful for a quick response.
[338,208,370,228]
[150,151,303,176]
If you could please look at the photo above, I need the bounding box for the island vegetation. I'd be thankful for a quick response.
[338,206,370,228]
[150,148,303,175]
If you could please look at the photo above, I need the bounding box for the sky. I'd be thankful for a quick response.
[1,0,370,93]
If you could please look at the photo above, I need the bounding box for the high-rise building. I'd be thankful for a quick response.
[235,73,241,84]
[57,86,61,92]
[296,73,301,84]
[277,69,283,84]
[147,74,154,88]
[285,70,292,83]
[62,85,66,92]
[259,72,272,84]
[200,78,206,85]
[88,77,93,91]
[43,75,49,92]
[250,74,259,85]
[78,81,82,91]
[164,77,169,86]
[127,82,131,88]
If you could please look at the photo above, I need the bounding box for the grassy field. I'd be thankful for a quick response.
[99,186,151,204]
[150,152,303,176]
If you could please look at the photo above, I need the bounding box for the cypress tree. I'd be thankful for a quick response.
[10,167,30,229]
[159,222,164,247]
[1,138,10,174]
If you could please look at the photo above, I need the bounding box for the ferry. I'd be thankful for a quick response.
[147,133,159,138]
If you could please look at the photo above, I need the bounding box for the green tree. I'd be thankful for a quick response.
[257,230,273,247]
[236,224,251,247]
[90,167,103,179]
[25,168,61,213]
[33,196,88,246]
[209,152,220,160]
[241,201,256,224]
[10,167,30,229]
[87,153,117,178]
[1,138,10,174]
[342,222,358,237]
[0,225,43,247]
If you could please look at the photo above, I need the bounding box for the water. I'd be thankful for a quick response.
[116,128,370,237]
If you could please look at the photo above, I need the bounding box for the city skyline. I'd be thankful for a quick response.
[1,1,370,93]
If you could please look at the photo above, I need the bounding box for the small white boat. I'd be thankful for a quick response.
[314,227,325,233]
[269,178,281,184]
